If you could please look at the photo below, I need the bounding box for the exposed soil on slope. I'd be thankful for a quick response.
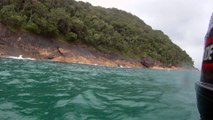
[0,23,145,68]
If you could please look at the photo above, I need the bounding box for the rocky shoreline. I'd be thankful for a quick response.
[0,23,196,70]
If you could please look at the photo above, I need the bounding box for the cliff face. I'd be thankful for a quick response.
[0,23,59,58]
[0,23,145,68]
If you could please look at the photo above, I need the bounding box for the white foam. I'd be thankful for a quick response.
[5,55,35,60]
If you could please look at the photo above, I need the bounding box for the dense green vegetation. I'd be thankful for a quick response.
[0,0,193,66]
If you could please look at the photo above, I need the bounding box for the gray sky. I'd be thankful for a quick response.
[76,0,213,69]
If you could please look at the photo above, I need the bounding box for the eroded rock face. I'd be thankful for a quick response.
[0,23,68,59]
[0,23,144,68]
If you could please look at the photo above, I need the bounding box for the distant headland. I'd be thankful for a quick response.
[0,0,195,70]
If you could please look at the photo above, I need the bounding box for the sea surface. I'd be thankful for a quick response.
[0,58,200,120]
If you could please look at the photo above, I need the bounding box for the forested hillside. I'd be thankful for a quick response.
[0,0,193,66]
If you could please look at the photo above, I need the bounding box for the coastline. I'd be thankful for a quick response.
[0,23,196,70]
[0,54,194,71]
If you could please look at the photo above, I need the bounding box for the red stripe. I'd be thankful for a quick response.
[206,36,213,46]
[202,63,213,70]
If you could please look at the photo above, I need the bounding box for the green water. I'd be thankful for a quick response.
[0,58,200,120]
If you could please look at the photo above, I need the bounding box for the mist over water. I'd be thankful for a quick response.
[0,58,200,120]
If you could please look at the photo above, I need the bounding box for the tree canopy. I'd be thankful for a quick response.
[0,0,194,66]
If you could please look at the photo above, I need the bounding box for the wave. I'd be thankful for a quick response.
[4,55,35,60]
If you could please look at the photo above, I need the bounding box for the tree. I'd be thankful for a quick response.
[0,4,26,26]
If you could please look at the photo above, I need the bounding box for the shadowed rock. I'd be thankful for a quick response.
[141,57,155,68]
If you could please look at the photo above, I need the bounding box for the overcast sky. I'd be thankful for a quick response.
[76,0,213,69]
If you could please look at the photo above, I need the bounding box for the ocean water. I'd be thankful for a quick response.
[0,58,200,120]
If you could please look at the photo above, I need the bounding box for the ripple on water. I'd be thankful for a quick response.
[70,94,88,106]
[0,110,37,120]
[95,93,122,101]
[20,108,39,115]
[24,79,38,83]
[5,79,21,85]
[17,93,31,97]
[0,102,18,110]
[113,100,147,108]
[142,91,164,100]
[55,99,71,108]
[0,71,11,76]
[54,93,70,97]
